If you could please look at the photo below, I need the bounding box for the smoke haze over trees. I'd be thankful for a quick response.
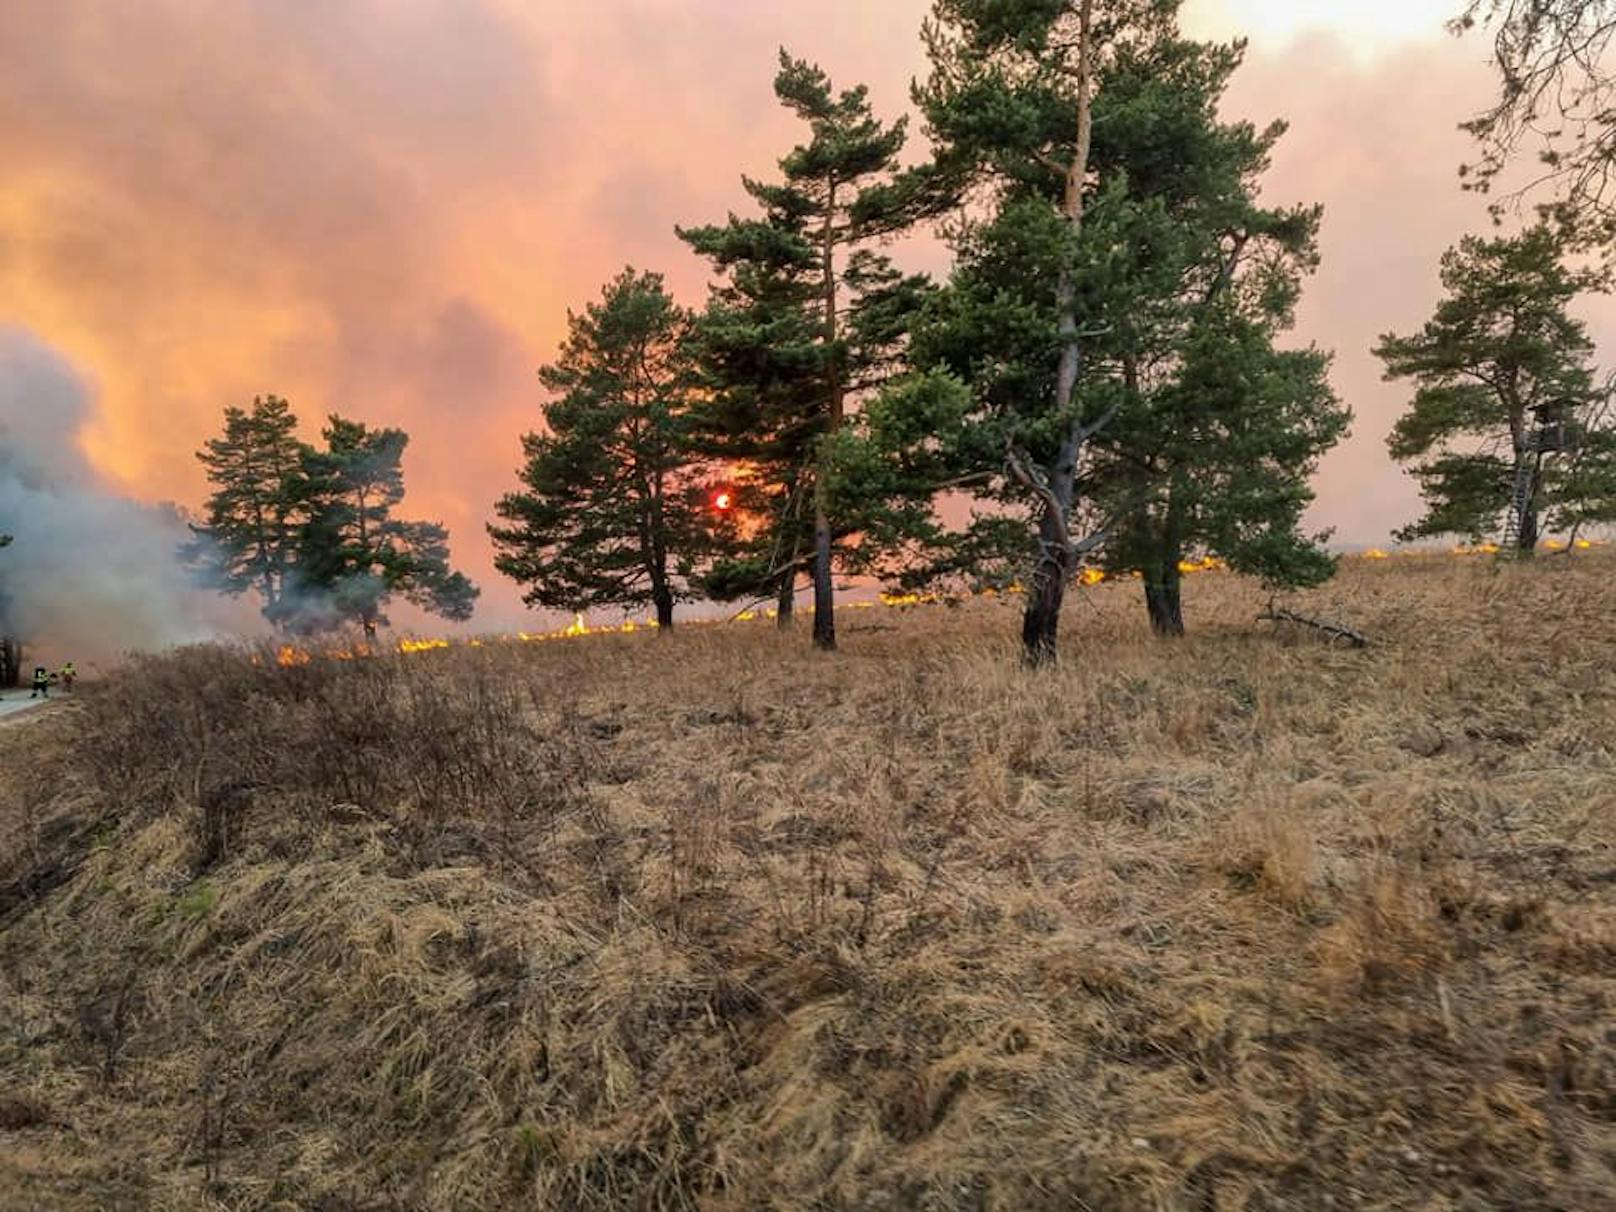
[187,400,480,638]
[0,328,247,667]
[2,2,1614,669]
[8,0,1594,627]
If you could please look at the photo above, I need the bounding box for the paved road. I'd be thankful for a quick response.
[0,690,58,721]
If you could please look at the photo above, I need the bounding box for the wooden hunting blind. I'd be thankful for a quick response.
[1526,398,1577,454]
[1503,396,1585,552]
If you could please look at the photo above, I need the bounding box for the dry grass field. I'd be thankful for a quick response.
[1,555,1613,1211]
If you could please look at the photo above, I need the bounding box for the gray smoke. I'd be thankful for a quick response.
[0,327,251,669]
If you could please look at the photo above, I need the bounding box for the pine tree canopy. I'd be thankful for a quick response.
[851,3,1347,641]
[185,395,311,618]
[1376,225,1614,548]
[188,399,477,635]
[490,269,703,628]
[678,50,933,644]
[295,416,479,635]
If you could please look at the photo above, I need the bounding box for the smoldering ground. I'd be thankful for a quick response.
[0,328,252,670]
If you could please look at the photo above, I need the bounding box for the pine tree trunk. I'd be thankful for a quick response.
[1021,433,1081,666]
[647,465,675,631]
[1018,0,1094,669]
[1019,418,1086,665]
[1144,494,1185,637]
[1518,504,1539,553]
[1144,564,1184,637]
[812,499,835,650]
[1021,519,1068,667]
[813,177,843,654]
[776,574,795,628]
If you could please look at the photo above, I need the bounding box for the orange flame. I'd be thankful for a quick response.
[277,645,311,668]
[252,540,1604,666]
[398,638,451,655]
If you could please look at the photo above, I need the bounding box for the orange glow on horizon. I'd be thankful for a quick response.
[6,0,1614,634]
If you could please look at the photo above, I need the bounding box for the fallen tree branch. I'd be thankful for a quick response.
[1257,602,1370,649]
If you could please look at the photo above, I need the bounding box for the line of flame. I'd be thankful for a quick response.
[263,543,1604,666]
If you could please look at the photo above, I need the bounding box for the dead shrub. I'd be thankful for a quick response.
[1220,798,1319,912]
[1317,866,1450,995]
[0,1092,50,1131]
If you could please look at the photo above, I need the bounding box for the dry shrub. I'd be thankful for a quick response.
[1316,865,1448,995]
[68,640,602,877]
[0,1092,49,1131]
[1219,797,1319,913]
[1,553,1614,1211]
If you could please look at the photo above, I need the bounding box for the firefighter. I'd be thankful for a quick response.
[29,666,50,699]
[59,662,76,693]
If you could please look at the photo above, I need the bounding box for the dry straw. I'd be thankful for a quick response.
[1,555,1612,1210]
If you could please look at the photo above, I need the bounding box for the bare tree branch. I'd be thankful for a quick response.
[1258,600,1371,648]
[1458,1,1616,238]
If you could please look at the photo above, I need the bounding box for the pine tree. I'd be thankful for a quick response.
[1105,308,1345,635]
[185,395,312,626]
[1084,36,1349,635]
[903,0,1181,662]
[680,212,824,626]
[294,417,478,636]
[190,399,477,636]
[852,4,1345,647]
[490,269,703,630]
[1376,226,1609,552]
[1551,393,1616,537]
[680,50,930,650]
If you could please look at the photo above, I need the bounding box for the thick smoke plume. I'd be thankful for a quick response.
[0,328,251,670]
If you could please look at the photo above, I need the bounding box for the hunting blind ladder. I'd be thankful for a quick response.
[1501,398,1576,555]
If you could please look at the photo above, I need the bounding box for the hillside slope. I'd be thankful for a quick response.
[2,557,1613,1210]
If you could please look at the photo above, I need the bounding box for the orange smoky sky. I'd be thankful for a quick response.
[3,1,1613,628]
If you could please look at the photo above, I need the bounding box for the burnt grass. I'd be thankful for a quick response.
[1,555,1613,1210]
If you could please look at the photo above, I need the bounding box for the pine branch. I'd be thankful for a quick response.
[1257,600,1371,648]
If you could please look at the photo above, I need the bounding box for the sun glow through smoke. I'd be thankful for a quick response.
[1,0,1601,639]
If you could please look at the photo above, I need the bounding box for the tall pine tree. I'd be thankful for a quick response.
[185,395,312,627]
[1376,225,1609,552]
[1084,36,1348,635]
[490,269,703,630]
[905,0,1180,662]
[294,417,478,636]
[682,210,826,626]
[851,4,1345,646]
[910,1,1196,662]
[680,50,930,650]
